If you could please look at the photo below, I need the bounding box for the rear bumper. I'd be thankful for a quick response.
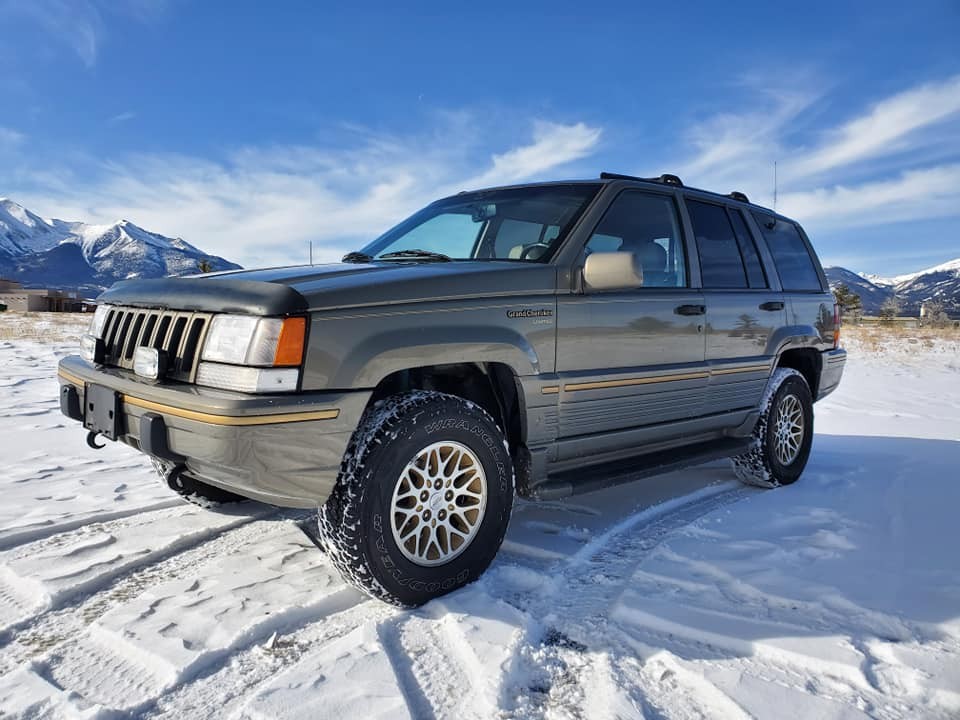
[818,347,846,400]
[57,355,370,508]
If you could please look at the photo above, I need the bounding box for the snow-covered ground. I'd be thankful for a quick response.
[0,315,958,719]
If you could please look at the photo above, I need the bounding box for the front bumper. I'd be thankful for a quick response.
[818,347,847,400]
[57,355,371,508]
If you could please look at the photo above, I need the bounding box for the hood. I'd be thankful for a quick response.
[98,261,557,315]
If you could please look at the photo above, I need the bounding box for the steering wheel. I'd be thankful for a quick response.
[519,243,551,261]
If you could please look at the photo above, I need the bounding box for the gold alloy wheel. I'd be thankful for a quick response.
[390,441,488,567]
[774,393,805,466]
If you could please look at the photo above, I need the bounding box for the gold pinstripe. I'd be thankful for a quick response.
[557,364,771,393]
[58,369,339,425]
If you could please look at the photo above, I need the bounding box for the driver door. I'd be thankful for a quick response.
[554,189,708,461]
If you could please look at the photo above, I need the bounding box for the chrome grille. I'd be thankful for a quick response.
[100,306,213,382]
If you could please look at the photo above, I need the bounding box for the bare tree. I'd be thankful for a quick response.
[922,300,950,328]
[879,295,900,324]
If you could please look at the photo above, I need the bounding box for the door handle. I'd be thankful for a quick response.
[675,304,706,316]
[759,301,785,311]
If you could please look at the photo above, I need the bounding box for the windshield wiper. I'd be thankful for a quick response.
[379,249,452,262]
[341,251,373,263]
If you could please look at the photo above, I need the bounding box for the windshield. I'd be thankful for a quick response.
[358,184,601,262]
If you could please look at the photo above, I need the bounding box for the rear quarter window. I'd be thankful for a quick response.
[751,213,824,291]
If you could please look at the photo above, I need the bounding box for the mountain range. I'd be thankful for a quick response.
[824,258,960,315]
[0,198,240,292]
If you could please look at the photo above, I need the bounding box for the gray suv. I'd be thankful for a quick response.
[58,172,846,605]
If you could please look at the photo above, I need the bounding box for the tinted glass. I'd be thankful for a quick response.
[687,200,747,288]
[585,192,687,287]
[752,212,823,291]
[728,209,767,288]
[362,184,599,262]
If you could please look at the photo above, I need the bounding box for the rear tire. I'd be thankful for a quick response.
[150,459,247,509]
[731,368,814,488]
[318,391,514,607]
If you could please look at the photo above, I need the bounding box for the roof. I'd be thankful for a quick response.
[450,172,787,221]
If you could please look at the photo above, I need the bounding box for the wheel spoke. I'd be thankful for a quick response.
[390,440,488,567]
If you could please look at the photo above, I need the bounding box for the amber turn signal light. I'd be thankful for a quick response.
[274,317,307,366]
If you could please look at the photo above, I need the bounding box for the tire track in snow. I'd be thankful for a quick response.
[493,482,756,720]
[150,600,393,720]
[0,519,369,716]
[0,511,296,676]
[0,504,268,643]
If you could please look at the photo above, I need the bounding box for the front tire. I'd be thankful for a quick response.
[731,368,814,488]
[150,459,247,509]
[318,391,514,607]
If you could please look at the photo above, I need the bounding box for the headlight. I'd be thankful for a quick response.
[201,315,306,367]
[197,314,306,393]
[89,304,111,338]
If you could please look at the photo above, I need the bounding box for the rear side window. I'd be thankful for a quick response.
[728,209,767,288]
[687,200,747,288]
[752,213,823,291]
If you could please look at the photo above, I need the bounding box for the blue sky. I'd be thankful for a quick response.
[1,0,959,273]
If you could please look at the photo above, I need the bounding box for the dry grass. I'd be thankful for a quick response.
[0,312,90,343]
[841,322,960,357]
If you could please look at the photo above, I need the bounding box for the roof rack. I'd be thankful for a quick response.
[600,172,684,187]
[727,191,749,203]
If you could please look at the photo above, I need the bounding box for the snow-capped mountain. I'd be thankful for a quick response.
[825,258,960,315]
[0,198,240,290]
[823,266,896,312]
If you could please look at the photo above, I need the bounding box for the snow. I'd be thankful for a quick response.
[0,315,958,719]
[0,198,238,284]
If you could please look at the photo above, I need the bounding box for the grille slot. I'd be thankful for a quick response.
[100,306,213,382]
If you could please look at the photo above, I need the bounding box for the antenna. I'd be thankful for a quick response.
[309,241,313,266]
[773,160,778,212]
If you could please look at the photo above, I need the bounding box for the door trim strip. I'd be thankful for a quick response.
[560,364,770,393]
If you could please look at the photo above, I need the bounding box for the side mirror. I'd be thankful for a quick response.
[583,252,644,291]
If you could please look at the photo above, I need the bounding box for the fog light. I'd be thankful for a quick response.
[134,347,168,380]
[80,334,105,364]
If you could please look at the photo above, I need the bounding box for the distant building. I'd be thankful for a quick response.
[0,279,81,312]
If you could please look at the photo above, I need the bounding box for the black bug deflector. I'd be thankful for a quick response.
[97,277,309,316]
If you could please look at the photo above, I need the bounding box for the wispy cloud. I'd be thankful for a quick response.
[789,74,960,179]
[779,164,960,228]
[677,88,817,185]
[13,119,602,268]
[0,126,25,148]
[0,0,168,68]
[464,122,601,188]
[3,0,103,68]
[673,73,960,234]
[108,111,136,124]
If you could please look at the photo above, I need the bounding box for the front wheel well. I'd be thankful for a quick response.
[776,348,821,399]
[368,362,525,452]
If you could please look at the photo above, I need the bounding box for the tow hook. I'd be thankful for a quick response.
[86,431,107,450]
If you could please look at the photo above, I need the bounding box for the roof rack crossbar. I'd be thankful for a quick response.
[727,191,749,203]
[600,172,684,187]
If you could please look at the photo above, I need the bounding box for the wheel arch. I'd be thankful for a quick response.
[775,347,822,399]
[367,361,528,454]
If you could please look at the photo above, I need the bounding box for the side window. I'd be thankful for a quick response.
[494,219,544,259]
[751,213,823,291]
[585,192,687,288]
[687,200,747,288]
[728,209,767,288]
